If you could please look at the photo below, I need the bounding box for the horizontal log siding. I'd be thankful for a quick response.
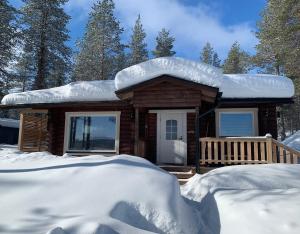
[146,113,157,163]
[133,81,202,108]
[258,104,277,139]
[48,106,134,156]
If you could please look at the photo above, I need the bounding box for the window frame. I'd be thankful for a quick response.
[215,108,258,137]
[63,111,120,154]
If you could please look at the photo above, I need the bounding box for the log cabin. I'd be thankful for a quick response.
[0,57,296,171]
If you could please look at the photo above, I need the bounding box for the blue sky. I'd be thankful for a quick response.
[10,0,266,60]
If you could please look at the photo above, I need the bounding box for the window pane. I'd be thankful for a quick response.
[69,115,116,151]
[220,113,254,137]
[165,119,177,140]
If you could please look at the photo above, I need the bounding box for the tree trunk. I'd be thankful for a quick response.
[33,5,48,90]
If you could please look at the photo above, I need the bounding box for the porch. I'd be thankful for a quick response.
[199,135,300,166]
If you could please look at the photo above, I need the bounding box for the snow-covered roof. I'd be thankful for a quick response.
[221,74,294,98]
[1,80,118,105]
[0,118,19,128]
[115,57,223,90]
[0,57,295,105]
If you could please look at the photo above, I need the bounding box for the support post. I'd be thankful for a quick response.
[195,106,200,173]
[134,108,139,155]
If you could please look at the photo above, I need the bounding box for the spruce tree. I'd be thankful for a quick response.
[212,52,221,68]
[223,42,250,74]
[200,42,214,65]
[128,15,148,66]
[73,0,124,81]
[17,0,71,90]
[0,1,18,97]
[152,28,176,58]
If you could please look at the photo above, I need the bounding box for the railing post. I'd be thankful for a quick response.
[195,106,200,173]
[266,134,273,163]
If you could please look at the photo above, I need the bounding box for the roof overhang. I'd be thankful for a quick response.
[220,98,294,105]
[0,100,127,109]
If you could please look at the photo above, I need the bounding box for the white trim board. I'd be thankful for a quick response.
[149,109,195,114]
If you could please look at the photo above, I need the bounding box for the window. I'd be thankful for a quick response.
[166,119,177,140]
[64,112,120,153]
[216,109,258,137]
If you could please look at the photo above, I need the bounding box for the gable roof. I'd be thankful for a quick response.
[0,57,295,106]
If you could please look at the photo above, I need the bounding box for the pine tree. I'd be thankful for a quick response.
[128,15,148,66]
[256,0,300,138]
[73,0,125,81]
[17,0,72,90]
[0,1,18,98]
[223,42,250,74]
[256,0,300,92]
[152,28,176,58]
[200,42,214,65]
[200,42,222,67]
[212,53,221,68]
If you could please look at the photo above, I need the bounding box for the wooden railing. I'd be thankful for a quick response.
[200,136,300,165]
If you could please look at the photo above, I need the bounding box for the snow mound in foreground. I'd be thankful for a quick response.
[182,164,300,234]
[221,74,294,98]
[115,56,223,90]
[1,80,118,105]
[0,149,202,234]
[283,130,300,152]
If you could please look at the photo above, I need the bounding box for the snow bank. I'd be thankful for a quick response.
[0,118,19,128]
[283,131,300,152]
[115,57,223,90]
[221,74,294,98]
[182,164,300,234]
[0,146,203,234]
[1,80,118,105]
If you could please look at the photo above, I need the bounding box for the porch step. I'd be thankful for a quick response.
[159,165,196,185]
[159,165,196,173]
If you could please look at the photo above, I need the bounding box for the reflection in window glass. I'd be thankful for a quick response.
[166,120,177,140]
[219,113,254,137]
[69,116,116,151]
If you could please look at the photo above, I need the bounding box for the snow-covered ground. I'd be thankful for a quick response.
[182,164,300,234]
[1,145,300,234]
[283,130,300,152]
[0,145,204,234]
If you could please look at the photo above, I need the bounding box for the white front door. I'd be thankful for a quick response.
[157,111,187,165]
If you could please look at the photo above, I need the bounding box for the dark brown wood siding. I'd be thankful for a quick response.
[48,106,134,156]
[258,104,278,139]
[146,113,157,163]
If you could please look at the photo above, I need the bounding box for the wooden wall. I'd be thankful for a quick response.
[32,102,277,165]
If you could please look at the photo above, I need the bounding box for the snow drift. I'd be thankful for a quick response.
[283,131,300,152]
[182,164,300,234]
[0,146,203,234]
